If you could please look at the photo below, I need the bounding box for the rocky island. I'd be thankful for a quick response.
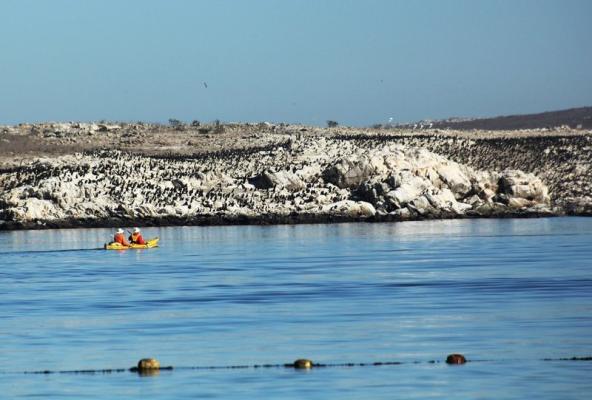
[0,118,591,230]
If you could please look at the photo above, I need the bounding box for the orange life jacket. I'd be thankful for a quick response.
[130,232,146,245]
[114,232,129,246]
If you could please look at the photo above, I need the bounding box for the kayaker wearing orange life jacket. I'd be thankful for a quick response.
[114,228,130,246]
[129,227,146,245]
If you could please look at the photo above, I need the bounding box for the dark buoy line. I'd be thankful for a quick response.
[543,356,592,361]
[6,354,592,376]
[24,368,127,375]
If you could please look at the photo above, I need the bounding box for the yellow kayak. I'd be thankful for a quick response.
[104,237,159,250]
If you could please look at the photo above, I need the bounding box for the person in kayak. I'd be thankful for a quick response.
[129,227,146,245]
[114,228,130,246]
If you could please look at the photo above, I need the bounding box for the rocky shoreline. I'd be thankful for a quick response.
[1,122,591,230]
[0,209,559,231]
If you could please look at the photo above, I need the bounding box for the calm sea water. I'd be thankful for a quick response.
[0,218,591,399]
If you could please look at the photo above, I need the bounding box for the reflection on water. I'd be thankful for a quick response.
[0,217,591,399]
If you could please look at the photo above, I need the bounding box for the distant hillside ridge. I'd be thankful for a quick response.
[400,107,592,131]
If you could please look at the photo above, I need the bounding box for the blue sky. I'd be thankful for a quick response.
[1,0,591,126]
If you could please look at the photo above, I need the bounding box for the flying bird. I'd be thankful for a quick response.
[203,82,208,89]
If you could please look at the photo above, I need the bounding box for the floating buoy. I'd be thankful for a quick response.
[446,354,467,364]
[293,359,313,369]
[137,358,160,370]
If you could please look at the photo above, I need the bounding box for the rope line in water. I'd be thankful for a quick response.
[172,361,405,371]
[543,356,592,361]
[8,355,592,376]
[24,369,128,375]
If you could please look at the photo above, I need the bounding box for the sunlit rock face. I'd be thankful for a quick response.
[333,130,592,216]
[0,133,557,230]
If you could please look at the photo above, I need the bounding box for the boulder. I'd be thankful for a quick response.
[321,200,376,217]
[253,170,305,191]
[424,188,458,210]
[355,178,391,204]
[390,207,412,219]
[437,164,472,199]
[384,175,429,207]
[498,170,549,203]
[408,195,434,215]
[465,194,483,207]
[507,197,535,209]
[322,157,376,188]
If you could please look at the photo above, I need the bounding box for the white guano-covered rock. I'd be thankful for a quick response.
[436,164,472,199]
[321,200,376,217]
[499,169,549,204]
[18,198,62,220]
[0,136,553,227]
[385,175,430,207]
[252,170,305,191]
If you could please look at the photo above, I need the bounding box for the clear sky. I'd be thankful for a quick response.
[1,0,591,126]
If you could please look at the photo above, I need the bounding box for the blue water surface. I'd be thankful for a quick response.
[0,217,591,399]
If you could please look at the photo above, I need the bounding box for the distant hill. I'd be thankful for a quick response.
[401,107,592,130]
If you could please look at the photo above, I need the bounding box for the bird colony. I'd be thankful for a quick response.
[0,134,555,229]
